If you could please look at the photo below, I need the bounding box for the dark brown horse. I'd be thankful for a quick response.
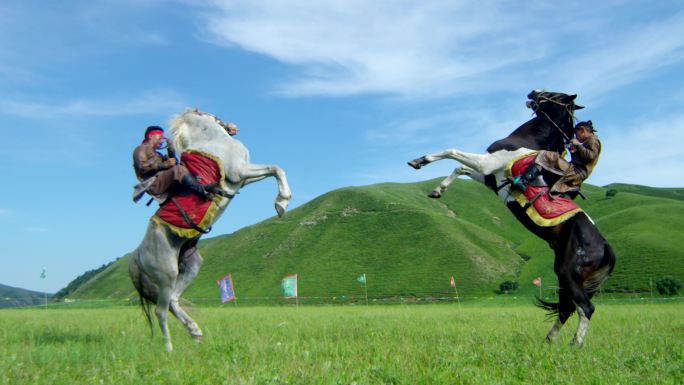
[408,90,616,345]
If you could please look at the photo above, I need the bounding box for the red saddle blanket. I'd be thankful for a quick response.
[153,151,224,238]
[508,154,582,227]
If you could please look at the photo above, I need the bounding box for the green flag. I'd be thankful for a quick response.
[40,268,46,279]
[281,274,297,298]
[357,273,366,284]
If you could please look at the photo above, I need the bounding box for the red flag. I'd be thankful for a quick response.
[532,277,542,287]
[450,276,456,288]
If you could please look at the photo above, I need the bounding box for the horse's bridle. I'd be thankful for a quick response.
[530,94,578,144]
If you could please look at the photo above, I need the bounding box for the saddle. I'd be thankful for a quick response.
[152,151,227,238]
[506,153,583,227]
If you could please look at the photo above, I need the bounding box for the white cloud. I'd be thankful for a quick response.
[0,1,174,85]
[196,1,684,99]
[0,89,188,118]
[551,11,684,101]
[199,1,550,98]
[589,112,684,187]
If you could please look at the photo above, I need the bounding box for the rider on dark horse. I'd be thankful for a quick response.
[132,126,210,202]
[518,120,601,198]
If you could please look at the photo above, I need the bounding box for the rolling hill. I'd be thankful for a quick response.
[0,284,51,308]
[57,178,684,304]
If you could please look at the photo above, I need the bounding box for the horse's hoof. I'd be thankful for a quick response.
[407,158,424,170]
[428,191,441,199]
[192,334,203,343]
[275,203,286,218]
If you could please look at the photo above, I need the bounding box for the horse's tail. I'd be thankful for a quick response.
[583,242,616,295]
[129,250,155,336]
[534,297,560,318]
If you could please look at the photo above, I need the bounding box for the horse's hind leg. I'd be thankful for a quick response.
[170,246,204,341]
[155,286,174,352]
[567,281,594,346]
[573,305,591,346]
[139,222,182,352]
[545,288,575,343]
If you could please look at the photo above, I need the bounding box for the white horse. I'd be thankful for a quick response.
[129,108,291,352]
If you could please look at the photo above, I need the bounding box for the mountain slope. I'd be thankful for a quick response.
[62,179,684,302]
[0,284,50,308]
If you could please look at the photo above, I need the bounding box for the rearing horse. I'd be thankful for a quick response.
[408,90,616,345]
[129,109,292,352]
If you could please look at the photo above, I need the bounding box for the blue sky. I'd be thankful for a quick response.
[2,1,683,293]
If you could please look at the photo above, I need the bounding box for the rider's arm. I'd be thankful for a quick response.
[573,136,601,163]
[166,138,177,161]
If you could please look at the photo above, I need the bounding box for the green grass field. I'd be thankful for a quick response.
[1,302,682,384]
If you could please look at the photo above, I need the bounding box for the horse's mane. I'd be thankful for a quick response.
[169,109,231,153]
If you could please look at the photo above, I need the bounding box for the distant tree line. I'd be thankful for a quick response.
[53,259,117,300]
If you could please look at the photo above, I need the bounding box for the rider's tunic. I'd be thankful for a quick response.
[537,134,601,195]
[132,141,188,196]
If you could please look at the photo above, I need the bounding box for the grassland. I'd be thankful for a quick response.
[1,302,682,384]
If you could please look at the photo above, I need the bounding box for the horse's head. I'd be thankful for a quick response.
[526,90,583,143]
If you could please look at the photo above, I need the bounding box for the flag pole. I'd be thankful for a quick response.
[364,278,369,306]
[450,276,460,307]
[41,268,47,310]
[454,284,460,307]
[539,277,543,299]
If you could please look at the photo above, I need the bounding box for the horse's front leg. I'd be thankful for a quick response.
[240,163,292,217]
[409,149,495,174]
[428,166,477,198]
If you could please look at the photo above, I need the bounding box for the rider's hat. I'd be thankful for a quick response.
[575,120,595,132]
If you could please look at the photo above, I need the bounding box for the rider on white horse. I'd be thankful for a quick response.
[130,109,291,352]
[132,125,234,203]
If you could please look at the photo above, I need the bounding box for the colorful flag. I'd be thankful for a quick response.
[357,273,366,284]
[532,277,542,287]
[40,268,46,279]
[450,276,456,288]
[282,274,298,298]
[216,274,236,303]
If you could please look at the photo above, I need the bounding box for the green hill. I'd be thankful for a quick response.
[60,179,684,303]
[603,183,684,202]
[0,284,51,308]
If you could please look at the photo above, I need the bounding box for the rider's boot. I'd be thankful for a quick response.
[181,175,210,199]
[513,164,541,191]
